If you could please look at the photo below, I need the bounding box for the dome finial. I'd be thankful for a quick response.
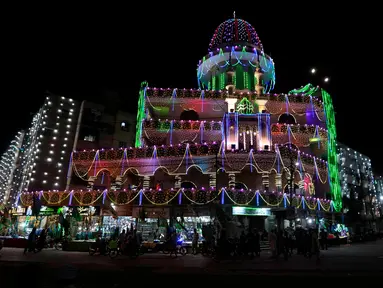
[233,11,236,19]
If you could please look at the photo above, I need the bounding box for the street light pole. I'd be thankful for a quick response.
[215,150,218,192]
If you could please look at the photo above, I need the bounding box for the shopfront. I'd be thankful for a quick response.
[133,207,170,241]
[232,206,276,232]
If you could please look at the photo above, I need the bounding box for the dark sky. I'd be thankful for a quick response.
[2,5,382,173]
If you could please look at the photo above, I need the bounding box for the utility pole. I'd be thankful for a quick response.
[215,151,218,192]
[289,151,295,207]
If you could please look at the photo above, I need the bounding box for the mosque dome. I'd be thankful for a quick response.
[208,18,263,51]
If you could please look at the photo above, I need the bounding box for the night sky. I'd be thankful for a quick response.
[2,6,381,173]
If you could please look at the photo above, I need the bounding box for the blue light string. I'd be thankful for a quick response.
[256,191,259,206]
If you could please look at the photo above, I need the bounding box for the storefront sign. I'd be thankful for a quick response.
[10,207,25,216]
[232,207,271,216]
[39,206,55,216]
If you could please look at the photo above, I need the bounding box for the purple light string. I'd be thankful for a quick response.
[185,144,189,170]
[170,120,173,145]
[152,146,157,174]
[250,149,253,172]
[171,89,176,111]
[313,157,320,182]
[285,95,289,114]
[220,188,225,204]
[120,149,126,176]
[201,90,204,112]
[66,152,73,184]
[93,152,99,177]
[256,191,259,206]
[138,190,143,205]
[102,189,107,204]
[69,191,73,206]
[309,96,315,118]
[200,122,204,144]
[178,189,182,205]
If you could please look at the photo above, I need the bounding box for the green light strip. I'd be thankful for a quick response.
[321,89,342,211]
[135,81,148,148]
[289,83,318,96]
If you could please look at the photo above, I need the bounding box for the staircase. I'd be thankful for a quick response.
[260,240,270,251]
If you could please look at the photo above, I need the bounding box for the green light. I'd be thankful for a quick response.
[321,89,342,211]
[236,97,254,114]
[135,81,148,148]
[309,137,321,143]
[289,83,318,96]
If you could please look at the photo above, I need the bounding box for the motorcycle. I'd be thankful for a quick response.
[162,238,187,257]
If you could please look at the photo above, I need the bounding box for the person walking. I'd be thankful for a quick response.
[192,228,199,255]
[24,227,37,254]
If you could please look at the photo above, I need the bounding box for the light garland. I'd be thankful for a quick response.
[321,89,342,211]
[145,87,323,108]
[18,189,333,212]
[71,143,328,186]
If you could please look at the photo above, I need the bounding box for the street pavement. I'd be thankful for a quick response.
[1,241,383,286]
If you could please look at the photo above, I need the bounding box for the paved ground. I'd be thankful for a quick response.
[1,241,383,286]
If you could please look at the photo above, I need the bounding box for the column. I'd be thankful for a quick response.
[209,173,217,189]
[174,175,182,189]
[228,173,235,188]
[275,173,282,192]
[254,67,264,96]
[262,172,270,192]
[143,176,150,189]
[87,176,97,189]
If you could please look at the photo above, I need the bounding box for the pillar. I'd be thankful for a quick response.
[228,173,235,188]
[87,176,97,189]
[143,176,150,189]
[175,175,182,189]
[275,173,282,192]
[262,172,270,192]
[254,67,264,96]
[209,173,217,189]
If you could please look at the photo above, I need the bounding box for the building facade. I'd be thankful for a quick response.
[1,93,136,206]
[337,142,378,219]
[0,131,25,205]
[66,17,342,213]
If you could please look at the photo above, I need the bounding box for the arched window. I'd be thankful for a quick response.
[278,113,296,125]
[180,109,199,121]
[235,182,248,190]
[284,143,299,150]
[181,181,197,189]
